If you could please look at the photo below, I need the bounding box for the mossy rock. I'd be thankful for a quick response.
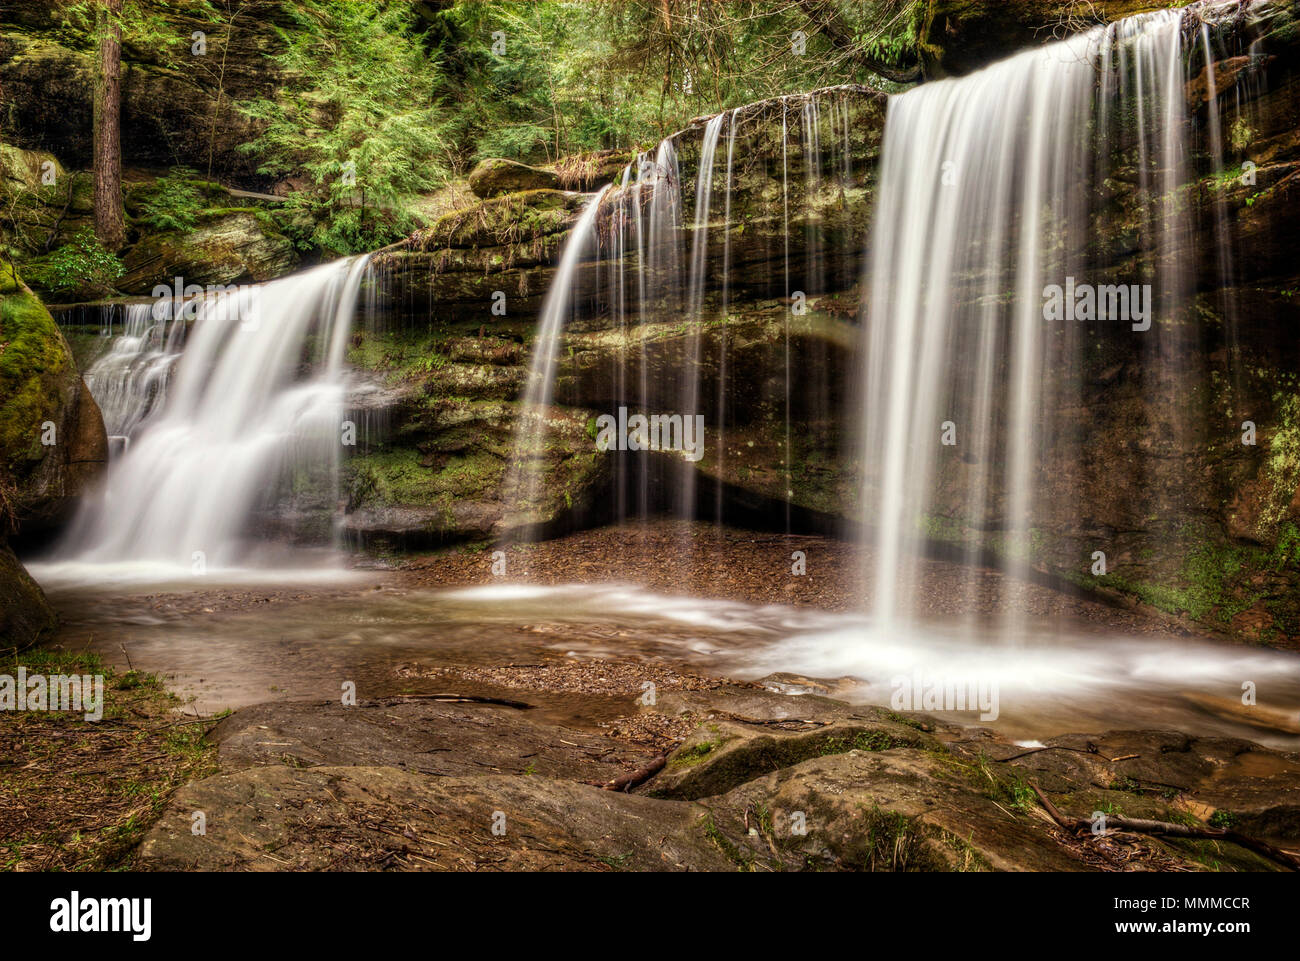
[468,158,562,198]
[422,189,583,251]
[116,210,298,293]
[0,542,57,649]
[0,260,105,648]
[0,260,75,476]
[649,715,936,800]
[0,143,64,192]
[0,258,108,527]
[0,146,91,259]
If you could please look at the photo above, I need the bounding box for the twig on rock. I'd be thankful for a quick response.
[387,693,533,710]
[1032,786,1300,871]
[602,755,666,792]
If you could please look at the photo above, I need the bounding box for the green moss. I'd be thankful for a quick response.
[980,761,1038,814]
[1208,809,1238,830]
[0,260,19,294]
[885,711,927,731]
[131,168,207,233]
[668,739,721,768]
[346,447,505,508]
[1262,394,1300,530]
[1089,525,1297,626]
[844,803,948,872]
[424,189,574,250]
[0,265,72,474]
[347,330,457,386]
[699,814,755,871]
[819,730,897,755]
[200,206,284,237]
[21,228,122,297]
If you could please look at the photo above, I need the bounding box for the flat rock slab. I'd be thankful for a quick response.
[213,697,656,783]
[139,689,1300,871]
[703,749,1088,872]
[137,765,732,872]
[645,714,939,800]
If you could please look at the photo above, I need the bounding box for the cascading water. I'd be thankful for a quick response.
[17,0,1295,751]
[857,1,1255,636]
[504,89,865,546]
[82,301,186,447]
[46,256,370,573]
[503,185,611,535]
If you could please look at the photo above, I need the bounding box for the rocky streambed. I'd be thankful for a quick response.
[29,522,1300,872]
[133,668,1300,872]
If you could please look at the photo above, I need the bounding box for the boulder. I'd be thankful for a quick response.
[467,158,561,198]
[0,258,108,530]
[136,763,735,871]
[132,685,1300,871]
[0,144,92,261]
[116,210,298,294]
[0,258,107,647]
[0,542,56,648]
[0,142,64,192]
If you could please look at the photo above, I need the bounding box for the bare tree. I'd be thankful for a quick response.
[94,0,126,250]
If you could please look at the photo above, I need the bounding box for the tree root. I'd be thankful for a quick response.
[1032,785,1300,871]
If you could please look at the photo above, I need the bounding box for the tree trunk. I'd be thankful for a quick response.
[93,0,126,251]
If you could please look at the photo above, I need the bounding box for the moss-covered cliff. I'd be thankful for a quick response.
[347,15,1300,644]
[0,258,107,647]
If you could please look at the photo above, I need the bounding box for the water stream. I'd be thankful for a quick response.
[29,0,1299,745]
[43,256,370,575]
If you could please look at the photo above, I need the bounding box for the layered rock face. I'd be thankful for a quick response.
[0,259,107,646]
[0,0,291,182]
[344,86,886,547]
[917,4,1300,640]
[915,0,1200,76]
[351,8,1300,643]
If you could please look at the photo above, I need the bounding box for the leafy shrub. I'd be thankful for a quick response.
[134,168,207,233]
[23,229,122,295]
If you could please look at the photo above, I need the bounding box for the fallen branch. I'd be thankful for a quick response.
[993,745,1139,763]
[386,693,532,710]
[1032,786,1300,871]
[148,714,224,731]
[602,755,666,792]
[720,713,831,728]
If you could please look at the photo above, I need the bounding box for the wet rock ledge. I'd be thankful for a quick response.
[137,676,1300,872]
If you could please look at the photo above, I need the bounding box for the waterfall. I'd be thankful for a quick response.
[503,185,611,535]
[858,4,1242,633]
[681,113,728,525]
[501,88,866,542]
[83,301,186,446]
[48,256,370,572]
